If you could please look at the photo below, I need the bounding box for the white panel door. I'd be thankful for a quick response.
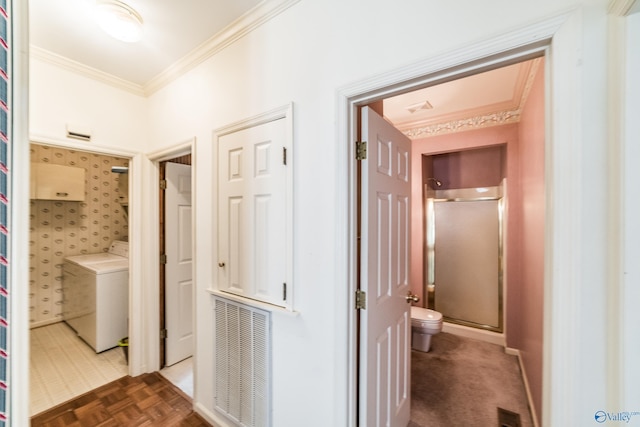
[165,162,194,366]
[360,107,412,427]
[218,118,288,307]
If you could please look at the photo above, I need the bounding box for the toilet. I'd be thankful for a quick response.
[411,306,443,352]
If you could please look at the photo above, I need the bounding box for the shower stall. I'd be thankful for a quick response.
[425,183,504,332]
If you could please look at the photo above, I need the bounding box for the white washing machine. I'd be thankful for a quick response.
[63,241,129,353]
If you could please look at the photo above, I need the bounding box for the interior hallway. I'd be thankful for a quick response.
[32,323,530,426]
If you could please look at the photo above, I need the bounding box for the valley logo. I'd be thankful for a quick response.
[595,410,640,423]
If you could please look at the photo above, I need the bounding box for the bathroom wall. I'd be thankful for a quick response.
[513,59,545,421]
[432,146,505,189]
[29,144,129,328]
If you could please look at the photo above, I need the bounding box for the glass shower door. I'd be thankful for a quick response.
[428,197,503,331]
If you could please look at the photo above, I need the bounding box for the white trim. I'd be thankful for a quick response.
[29,133,140,157]
[11,0,33,424]
[609,3,640,412]
[29,45,145,96]
[147,139,195,162]
[337,10,582,426]
[145,138,197,378]
[505,347,540,427]
[441,323,506,347]
[609,0,639,15]
[143,0,301,96]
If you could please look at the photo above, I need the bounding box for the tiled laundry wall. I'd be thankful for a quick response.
[29,144,128,328]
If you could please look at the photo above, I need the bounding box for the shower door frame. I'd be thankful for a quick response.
[424,186,505,333]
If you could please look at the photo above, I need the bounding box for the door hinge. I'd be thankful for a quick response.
[283,282,287,301]
[160,253,167,264]
[283,147,288,165]
[356,141,367,160]
[161,329,168,339]
[160,179,167,190]
[355,289,366,310]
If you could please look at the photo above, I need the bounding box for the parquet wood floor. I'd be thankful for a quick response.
[31,372,212,427]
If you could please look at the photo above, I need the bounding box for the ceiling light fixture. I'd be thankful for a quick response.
[95,0,144,43]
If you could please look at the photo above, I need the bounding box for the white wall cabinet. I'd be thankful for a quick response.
[30,162,85,201]
[216,105,293,309]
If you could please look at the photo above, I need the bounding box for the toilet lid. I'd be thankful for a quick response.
[411,307,442,322]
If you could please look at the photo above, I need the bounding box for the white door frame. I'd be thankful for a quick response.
[147,138,196,372]
[336,10,597,427]
[24,136,142,366]
[608,0,640,412]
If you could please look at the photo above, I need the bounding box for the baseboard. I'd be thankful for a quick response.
[29,318,62,329]
[442,322,506,346]
[194,402,232,427]
[505,347,540,427]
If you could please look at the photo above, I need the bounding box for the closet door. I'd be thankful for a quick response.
[217,115,290,308]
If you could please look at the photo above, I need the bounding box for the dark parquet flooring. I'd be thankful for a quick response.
[31,372,212,427]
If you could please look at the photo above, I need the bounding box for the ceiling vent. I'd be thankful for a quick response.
[406,100,433,114]
[66,124,92,142]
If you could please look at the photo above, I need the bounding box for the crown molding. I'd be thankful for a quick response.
[142,0,301,96]
[609,0,639,15]
[405,109,521,138]
[29,45,146,96]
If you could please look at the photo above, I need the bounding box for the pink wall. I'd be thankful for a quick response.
[432,146,505,189]
[410,124,518,304]
[514,63,545,422]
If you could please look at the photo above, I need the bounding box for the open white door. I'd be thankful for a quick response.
[165,162,194,366]
[360,107,412,427]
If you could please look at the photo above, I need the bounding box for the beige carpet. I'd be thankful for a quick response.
[30,322,128,415]
[410,332,533,427]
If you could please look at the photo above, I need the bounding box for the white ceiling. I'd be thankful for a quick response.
[29,0,263,86]
[28,1,539,136]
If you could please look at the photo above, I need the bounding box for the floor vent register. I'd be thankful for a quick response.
[497,407,522,427]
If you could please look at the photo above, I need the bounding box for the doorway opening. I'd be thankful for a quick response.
[28,142,133,415]
[347,41,550,426]
[153,146,195,398]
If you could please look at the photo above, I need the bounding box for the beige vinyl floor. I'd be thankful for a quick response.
[30,322,195,416]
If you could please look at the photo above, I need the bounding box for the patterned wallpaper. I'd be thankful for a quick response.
[29,144,129,328]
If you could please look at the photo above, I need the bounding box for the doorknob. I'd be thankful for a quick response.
[218,262,225,267]
[406,291,420,303]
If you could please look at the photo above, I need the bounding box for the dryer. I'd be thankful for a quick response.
[63,241,129,353]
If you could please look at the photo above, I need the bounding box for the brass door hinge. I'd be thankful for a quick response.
[160,179,167,190]
[161,329,168,339]
[356,141,367,160]
[355,289,366,310]
[160,253,167,264]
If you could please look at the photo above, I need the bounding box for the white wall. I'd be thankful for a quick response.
[29,57,148,151]
[145,1,614,426]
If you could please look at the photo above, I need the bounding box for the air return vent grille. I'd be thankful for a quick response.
[214,297,271,427]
